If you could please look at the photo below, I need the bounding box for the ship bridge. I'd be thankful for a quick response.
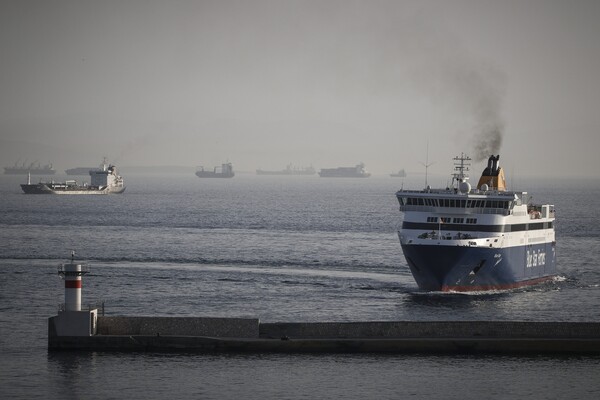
[396,189,527,216]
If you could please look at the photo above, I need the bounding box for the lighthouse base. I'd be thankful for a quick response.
[49,310,98,337]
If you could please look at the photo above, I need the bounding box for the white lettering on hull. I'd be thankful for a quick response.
[526,249,546,268]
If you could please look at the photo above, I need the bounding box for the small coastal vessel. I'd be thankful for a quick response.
[21,160,125,195]
[396,154,556,292]
[195,162,235,178]
[256,164,316,175]
[390,169,407,178]
[4,162,56,175]
[319,163,371,178]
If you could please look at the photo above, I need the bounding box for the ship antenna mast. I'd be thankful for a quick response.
[452,153,471,186]
[420,141,435,187]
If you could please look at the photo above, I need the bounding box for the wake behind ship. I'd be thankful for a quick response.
[396,154,556,292]
[21,160,125,195]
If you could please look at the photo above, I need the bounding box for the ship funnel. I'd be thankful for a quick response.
[490,155,501,172]
[477,154,506,191]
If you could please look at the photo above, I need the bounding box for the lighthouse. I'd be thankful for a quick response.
[59,250,88,311]
[49,251,98,337]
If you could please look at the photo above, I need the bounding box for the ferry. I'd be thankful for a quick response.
[21,160,125,194]
[396,154,556,292]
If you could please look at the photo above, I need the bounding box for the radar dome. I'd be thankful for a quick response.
[481,183,489,192]
[459,181,471,194]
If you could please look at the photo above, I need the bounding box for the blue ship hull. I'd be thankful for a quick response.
[401,240,557,292]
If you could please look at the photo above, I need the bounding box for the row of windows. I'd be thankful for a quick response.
[426,217,478,224]
[403,197,511,209]
[403,221,553,232]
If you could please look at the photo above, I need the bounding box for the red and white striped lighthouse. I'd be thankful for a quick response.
[58,251,89,312]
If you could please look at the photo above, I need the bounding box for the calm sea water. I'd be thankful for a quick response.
[1,172,599,399]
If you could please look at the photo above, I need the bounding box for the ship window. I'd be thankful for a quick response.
[453,218,464,223]
[427,217,438,223]
[466,218,478,224]
[441,217,451,223]
[512,224,527,232]
[459,200,466,208]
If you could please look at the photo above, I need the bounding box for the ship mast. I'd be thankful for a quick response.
[420,141,435,188]
[452,153,471,186]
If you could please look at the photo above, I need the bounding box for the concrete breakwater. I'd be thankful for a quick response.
[48,316,600,354]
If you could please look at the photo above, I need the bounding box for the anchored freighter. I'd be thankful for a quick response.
[319,163,371,178]
[196,163,235,178]
[21,160,125,194]
[396,154,556,292]
[4,162,56,175]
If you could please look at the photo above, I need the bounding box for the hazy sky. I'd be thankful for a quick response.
[1,0,599,177]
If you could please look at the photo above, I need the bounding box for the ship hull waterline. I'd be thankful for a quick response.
[20,184,126,195]
[400,239,557,292]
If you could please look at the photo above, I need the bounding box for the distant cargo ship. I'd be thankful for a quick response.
[256,164,316,176]
[21,160,125,195]
[319,163,371,178]
[390,169,407,178]
[65,167,100,176]
[4,162,56,175]
[196,163,235,178]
